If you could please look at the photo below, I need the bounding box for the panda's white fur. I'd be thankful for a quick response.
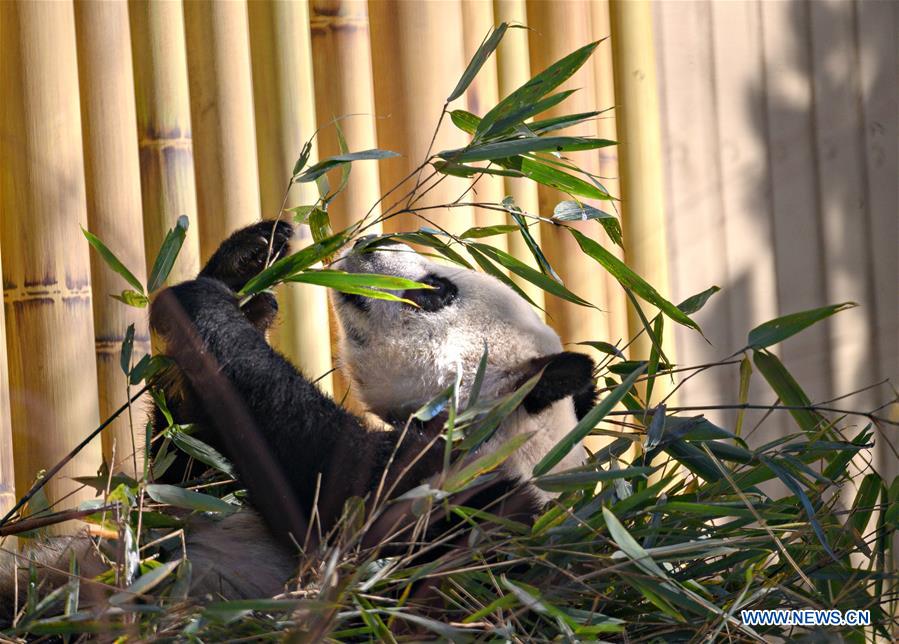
[332,242,585,502]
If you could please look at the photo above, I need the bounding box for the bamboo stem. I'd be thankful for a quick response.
[461,0,508,254]
[493,0,546,313]
[248,0,333,393]
[0,0,102,516]
[609,0,676,394]
[74,0,150,476]
[183,0,261,261]
[525,0,609,347]
[128,0,201,285]
[368,0,475,235]
[309,0,383,405]
[0,246,15,516]
[591,0,629,352]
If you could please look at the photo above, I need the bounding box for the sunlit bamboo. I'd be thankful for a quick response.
[0,247,15,516]
[74,0,150,476]
[0,0,102,515]
[128,0,201,285]
[183,0,261,260]
[525,0,609,347]
[248,0,333,393]
[609,0,676,392]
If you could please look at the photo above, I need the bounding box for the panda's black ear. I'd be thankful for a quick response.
[517,352,598,419]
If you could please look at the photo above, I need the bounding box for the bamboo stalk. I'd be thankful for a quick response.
[0,0,103,514]
[0,247,15,516]
[308,0,382,406]
[609,0,676,388]
[74,0,150,477]
[183,0,261,261]
[525,0,609,347]
[461,0,508,254]
[368,0,475,235]
[128,0,200,285]
[493,0,546,312]
[591,0,629,352]
[247,0,333,394]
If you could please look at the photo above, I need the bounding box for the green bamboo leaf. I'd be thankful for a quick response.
[535,466,655,493]
[576,340,625,358]
[552,200,618,222]
[747,302,857,350]
[110,290,149,308]
[308,207,332,244]
[82,228,144,294]
[459,224,520,238]
[120,324,135,376]
[529,108,611,135]
[432,160,524,178]
[469,242,590,307]
[533,364,646,476]
[752,349,821,432]
[287,204,316,224]
[503,156,612,200]
[447,22,509,102]
[476,40,602,139]
[170,430,236,478]
[440,136,615,163]
[145,484,235,514]
[569,228,702,333]
[735,356,752,437]
[109,560,180,606]
[285,269,431,306]
[449,109,480,134]
[147,215,189,292]
[758,456,836,559]
[294,149,400,184]
[847,473,880,537]
[486,89,578,136]
[503,196,561,281]
[239,231,350,296]
[291,140,312,177]
[677,285,720,315]
[444,432,533,492]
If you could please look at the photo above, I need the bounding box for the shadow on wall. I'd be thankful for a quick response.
[658,0,897,469]
[745,0,897,468]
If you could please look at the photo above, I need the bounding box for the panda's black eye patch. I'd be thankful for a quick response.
[403,273,458,312]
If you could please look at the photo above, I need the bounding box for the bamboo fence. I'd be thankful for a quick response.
[74,0,150,475]
[0,0,103,516]
[7,0,886,517]
[0,247,14,516]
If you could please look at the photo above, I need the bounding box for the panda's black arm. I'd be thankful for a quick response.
[150,278,400,535]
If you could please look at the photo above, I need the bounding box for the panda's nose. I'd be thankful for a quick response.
[353,234,378,250]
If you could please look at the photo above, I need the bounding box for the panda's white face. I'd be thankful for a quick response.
[330,242,564,421]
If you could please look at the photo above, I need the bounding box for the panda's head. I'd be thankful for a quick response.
[330,240,597,430]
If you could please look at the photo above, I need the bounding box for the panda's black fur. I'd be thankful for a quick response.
[1,221,598,615]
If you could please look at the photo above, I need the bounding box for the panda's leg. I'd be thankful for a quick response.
[150,276,391,542]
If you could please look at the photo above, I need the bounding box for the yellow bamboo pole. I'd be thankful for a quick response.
[525,0,609,347]
[493,0,546,313]
[609,0,676,383]
[128,0,201,285]
[247,0,333,394]
[74,0,150,476]
[461,0,508,253]
[368,0,475,236]
[308,0,383,405]
[591,0,629,352]
[0,0,102,513]
[0,247,15,516]
[309,0,383,234]
[183,0,261,261]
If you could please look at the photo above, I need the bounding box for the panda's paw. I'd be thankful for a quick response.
[199,220,295,292]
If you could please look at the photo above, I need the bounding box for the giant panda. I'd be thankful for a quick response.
[2,220,598,611]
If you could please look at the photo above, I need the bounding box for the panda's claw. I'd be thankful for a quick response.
[199,220,295,292]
